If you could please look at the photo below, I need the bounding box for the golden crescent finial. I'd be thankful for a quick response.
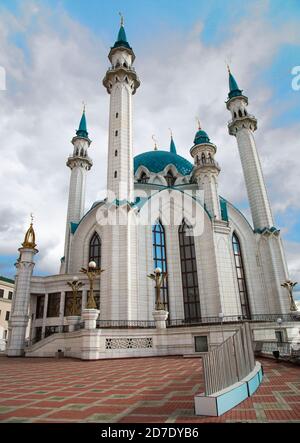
[82,101,86,113]
[30,213,34,225]
[196,117,201,130]
[152,134,158,151]
[169,128,173,138]
[227,64,231,73]
[119,12,124,26]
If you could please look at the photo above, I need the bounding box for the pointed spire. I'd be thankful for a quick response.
[76,104,89,138]
[113,13,131,49]
[152,135,158,151]
[227,65,243,99]
[22,214,36,249]
[169,129,177,154]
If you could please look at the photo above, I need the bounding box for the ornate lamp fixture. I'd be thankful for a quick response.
[80,261,105,309]
[281,280,298,311]
[147,267,167,310]
[67,276,84,316]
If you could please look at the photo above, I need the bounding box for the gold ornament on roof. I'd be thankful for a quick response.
[152,134,158,151]
[22,214,36,249]
[119,12,124,27]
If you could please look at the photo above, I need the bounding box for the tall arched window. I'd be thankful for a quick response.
[232,233,251,319]
[179,221,201,322]
[89,232,101,268]
[152,221,169,312]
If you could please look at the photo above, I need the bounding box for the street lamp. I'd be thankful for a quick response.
[67,276,84,316]
[147,267,167,311]
[80,261,105,309]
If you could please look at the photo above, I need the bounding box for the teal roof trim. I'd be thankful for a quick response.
[220,197,229,222]
[70,222,79,234]
[0,276,14,284]
[254,226,280,235]
[193,129,210,145]
[113,25,131,49]
[76,111,88,138]
[134,150,193,176]
[228,71,243,99]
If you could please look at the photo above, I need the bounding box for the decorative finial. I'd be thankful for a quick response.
[82,101,86,113]
[119,11,124,27]
[169,128,173,138]
[227,64,231,73]
[152,134,158,151]
[22,215,36,249]
[196,117,201,130]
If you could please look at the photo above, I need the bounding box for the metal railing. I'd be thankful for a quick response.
[167,313,299,327]
[254,341,300,359]
[202,322,255,396]
[96,319,156,329]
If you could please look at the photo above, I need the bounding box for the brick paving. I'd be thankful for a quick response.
[0,355,299,423]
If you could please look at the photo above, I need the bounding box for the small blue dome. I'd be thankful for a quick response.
[193,130,210,145]
[134,150,193,176]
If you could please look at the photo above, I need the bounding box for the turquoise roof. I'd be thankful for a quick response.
[134,150,193,176]
[228,71,243,99]
[76,111,88,138]
[113,25,131,49]
[170,137,177,154]
[193,129,210,145]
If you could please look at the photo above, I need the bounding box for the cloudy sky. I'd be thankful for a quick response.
[0,0,299,296]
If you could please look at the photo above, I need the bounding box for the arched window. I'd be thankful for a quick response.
[179,221,201,322]
[114,170,117,178]
[115,130,118,136]
[115,150,118,157]
[234,111,237,119]
[89,232,101,268]
[116,112,119,118]
[238,109,243,118]
[152,221,169,312]
[164,170,176,187]
[232,233,251,319]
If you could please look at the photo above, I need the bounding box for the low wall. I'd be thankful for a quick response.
[25,321,300,360]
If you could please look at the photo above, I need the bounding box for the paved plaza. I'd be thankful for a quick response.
[0,355,299,423]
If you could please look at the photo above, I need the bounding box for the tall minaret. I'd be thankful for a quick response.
[63,109,92,272]
[190,124,221,219]
[226,68,291,314]
[103,15,140,203]
[226,67,274,231]
[7,219,38,356]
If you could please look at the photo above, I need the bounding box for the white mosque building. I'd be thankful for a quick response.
[7,21,299,359]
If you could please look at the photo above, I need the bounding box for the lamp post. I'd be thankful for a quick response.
[66,276,83,331]
[281,280,298,312]
[147,267,169,328]
[67,276,84,316]
[80,261,105,310]
[219,312,224,344]
[147,267,167,310]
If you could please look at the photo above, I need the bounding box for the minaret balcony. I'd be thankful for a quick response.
[228,114,257,135]
[103,66,140,94]
[195,158,221,172]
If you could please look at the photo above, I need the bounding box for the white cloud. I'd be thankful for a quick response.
[0,2,299,278]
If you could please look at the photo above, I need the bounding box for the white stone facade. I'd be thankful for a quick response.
[7,23,299,359]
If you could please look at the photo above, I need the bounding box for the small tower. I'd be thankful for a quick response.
[226,67,273,231]
[190,124,221,219]
[7,219,38,356]
[63,108,92,273]
[103,15,140,203]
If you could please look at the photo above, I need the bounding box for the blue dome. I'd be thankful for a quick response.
[134,150,193,176]
[193,130,210,145]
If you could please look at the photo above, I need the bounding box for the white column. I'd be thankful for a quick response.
[7,248,37,356]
